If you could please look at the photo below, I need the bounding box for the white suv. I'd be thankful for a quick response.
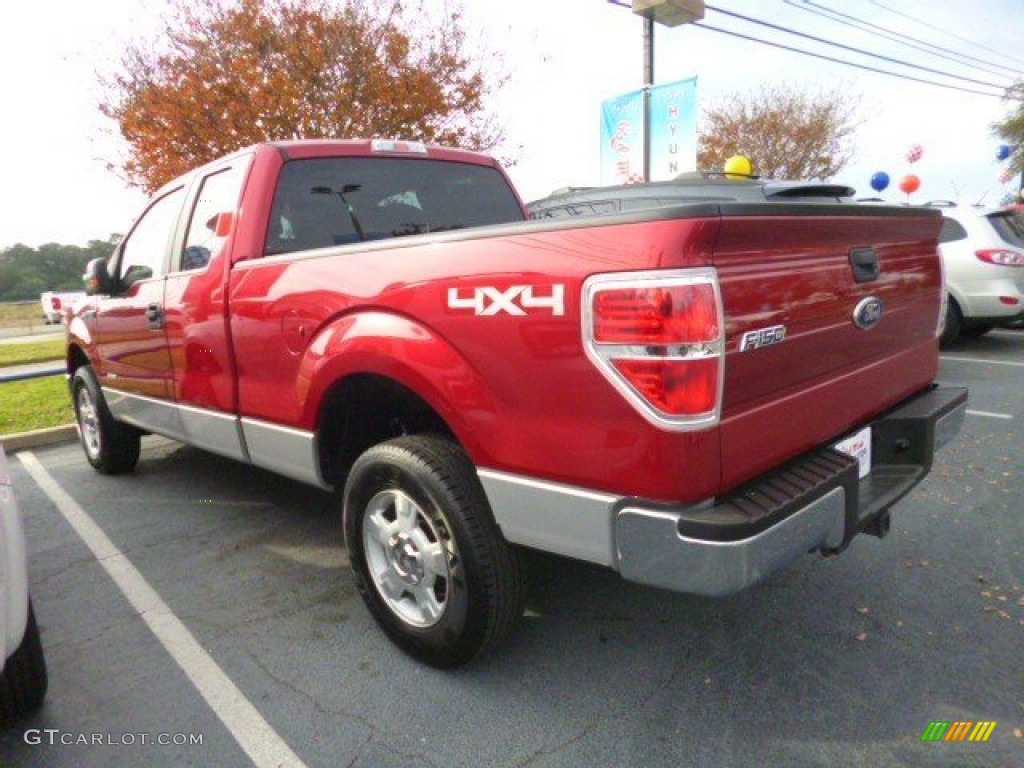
[0,446,47,723]
[936,204,1024,345]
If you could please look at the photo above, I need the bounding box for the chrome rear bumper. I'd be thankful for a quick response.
[614,384,968,596]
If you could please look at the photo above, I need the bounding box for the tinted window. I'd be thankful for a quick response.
[987,210,1024,247]
[265,157,524,256]
[120,188,185,286]
[939,216,968,243]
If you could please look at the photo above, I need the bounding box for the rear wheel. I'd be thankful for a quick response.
[0,601,47,724]
[939,298,962,347]
[343,435,524,667]
[960,324,992,338]
[72,365,140,474]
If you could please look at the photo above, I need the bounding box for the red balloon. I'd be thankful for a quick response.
[899,174,921,195]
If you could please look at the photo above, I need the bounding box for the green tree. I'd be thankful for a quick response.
[698,82,862,180]
[0,237,120,301]
[992,82,1024,173]
[100,0,506,193]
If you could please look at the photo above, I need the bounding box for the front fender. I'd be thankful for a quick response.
[65,307,99,374]
[298,311,498,463]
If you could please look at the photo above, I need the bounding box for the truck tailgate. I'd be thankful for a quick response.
[712,205,943,492]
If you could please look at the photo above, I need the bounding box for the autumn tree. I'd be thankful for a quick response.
[992,80,1024,174]
[101,0,505,193]
[698,82,861,180]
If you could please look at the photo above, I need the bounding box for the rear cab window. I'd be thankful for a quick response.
[264,157,525,256]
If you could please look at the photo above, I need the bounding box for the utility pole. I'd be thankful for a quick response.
[642,15,654,182]
[629,1,705,182]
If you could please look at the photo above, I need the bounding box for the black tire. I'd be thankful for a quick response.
[960,324,993,338]
[343,435,524,667]
[939,298,962,347]
[72,365,141,474]
[0,600,48,725]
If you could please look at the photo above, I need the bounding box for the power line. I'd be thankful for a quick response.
[607,0,1020,99]
[705,4,1015,91]
[690,21,1013,100]
[784,0,1018,81]
[868,0,1024,69]
[796,0,1024,78]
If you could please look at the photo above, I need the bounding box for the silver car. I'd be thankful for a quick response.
[937,204,1024,344]
[0,445,47,723]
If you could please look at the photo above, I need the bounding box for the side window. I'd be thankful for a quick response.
[179,164,248,272]
[120,188,185,287]
[939,217,968,244]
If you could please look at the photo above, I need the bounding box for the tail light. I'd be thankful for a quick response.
[976,249,1024,266]
[583,269,724,430]
[51,297,62,310]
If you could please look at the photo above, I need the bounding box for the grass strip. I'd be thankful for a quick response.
[0,339,65,367]
[0,376,73,434]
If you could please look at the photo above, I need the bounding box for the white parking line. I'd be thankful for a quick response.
[966,409,1014,420]
[940,355,1024,368]
[18,452,307,768]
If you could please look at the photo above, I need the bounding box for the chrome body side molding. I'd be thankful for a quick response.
[477,469,618,566]
[103,387,185,442]
[100,388,328,489]
[240,417,331,490]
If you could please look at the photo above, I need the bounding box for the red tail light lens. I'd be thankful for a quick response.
[976,249,1024,266]
[51,297,61,310]
[611,358,719,415]
[584,270,723,429]
[593,285,720,344]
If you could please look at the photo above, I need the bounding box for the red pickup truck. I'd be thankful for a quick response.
[66,140,966,666]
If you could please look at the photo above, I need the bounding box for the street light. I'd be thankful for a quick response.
[628,1,705,180]
[631,0,705,27]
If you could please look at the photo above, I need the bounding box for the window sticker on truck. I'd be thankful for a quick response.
[833,425,872,479]
[447,285,565,316]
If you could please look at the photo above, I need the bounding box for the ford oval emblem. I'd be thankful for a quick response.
[853,297,883,329]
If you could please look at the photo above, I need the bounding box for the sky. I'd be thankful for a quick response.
[2,0,1023,248]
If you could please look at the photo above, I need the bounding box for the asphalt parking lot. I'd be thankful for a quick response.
[1,331,1021,768]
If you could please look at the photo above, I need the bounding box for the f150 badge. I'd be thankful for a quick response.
[740,324,786,351]
[447,285,565,316]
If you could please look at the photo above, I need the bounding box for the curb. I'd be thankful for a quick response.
[1,424,78,453]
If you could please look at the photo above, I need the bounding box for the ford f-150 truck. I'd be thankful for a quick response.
[65,140,967,666]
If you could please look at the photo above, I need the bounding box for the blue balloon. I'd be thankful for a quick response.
[870,171,890,193]
[997,144,1012,161]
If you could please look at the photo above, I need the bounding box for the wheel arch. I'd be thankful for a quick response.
[304,311,498,485]
[316,373,457,486]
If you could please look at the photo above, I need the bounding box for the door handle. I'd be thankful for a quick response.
[146,302,164,330]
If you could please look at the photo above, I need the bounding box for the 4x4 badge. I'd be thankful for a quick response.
[853,297,883,329]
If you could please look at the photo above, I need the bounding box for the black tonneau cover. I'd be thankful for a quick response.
[527,177,858,219]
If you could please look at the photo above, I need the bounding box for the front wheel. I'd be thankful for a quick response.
[0,601,47,725]
[343,435,524,667]
[72,365,140,474]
